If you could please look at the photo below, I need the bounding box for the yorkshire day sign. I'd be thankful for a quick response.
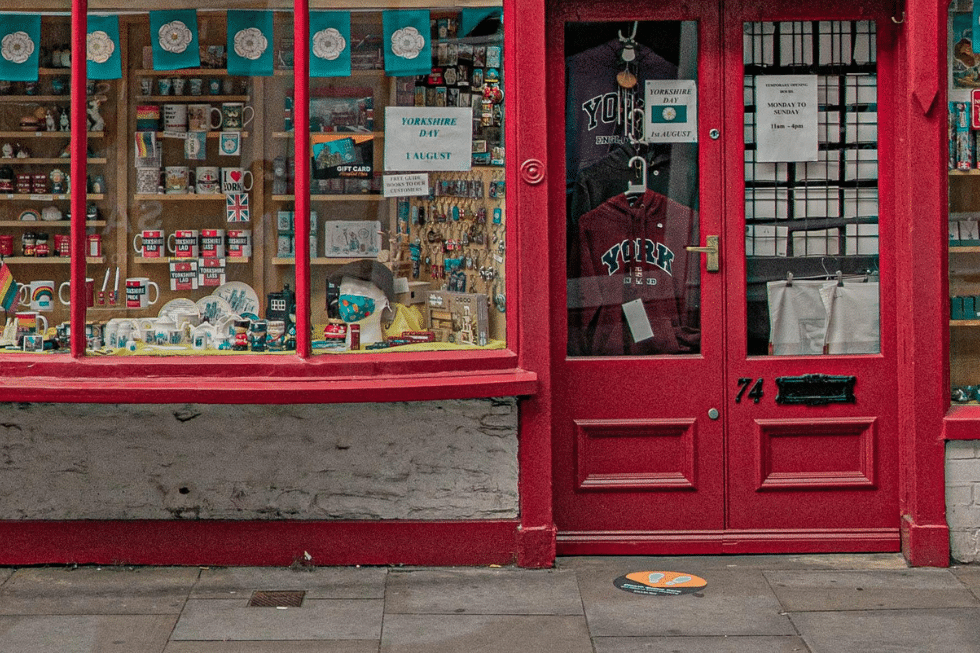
[385,107,473,171]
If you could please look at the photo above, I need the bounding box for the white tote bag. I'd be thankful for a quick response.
[766,280,831,355]
[820,281,880,354]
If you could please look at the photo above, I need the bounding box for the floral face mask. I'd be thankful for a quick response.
[338,294,376,322]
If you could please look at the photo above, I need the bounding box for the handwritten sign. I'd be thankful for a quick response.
[384,107,472,172]
[644,80,698,144]
[755,75,818,162]
[383,173,430,197]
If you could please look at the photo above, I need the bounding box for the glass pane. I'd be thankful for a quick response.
[0,9,72,353]
[744,21,881,357]
[565,20,700,356]
[306,7,507,354]
[949,1,980,404]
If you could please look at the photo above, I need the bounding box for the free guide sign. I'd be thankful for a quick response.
[385,107,472,172]
[613,571,707,596]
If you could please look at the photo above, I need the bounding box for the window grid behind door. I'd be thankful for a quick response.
[743,21,879,259]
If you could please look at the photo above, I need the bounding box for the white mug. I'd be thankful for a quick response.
[58,278,95,307]
[221,167,253,193]
[227,229,252,258]
[200,229,226,258]
[18,280,55,312]
[133,229,165,257]
[187,104,221,131]
[163,103,188,131]
[168,229,200,258]
[125,277,160,309]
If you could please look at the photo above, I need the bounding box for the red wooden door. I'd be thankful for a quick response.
[550,0,900,554]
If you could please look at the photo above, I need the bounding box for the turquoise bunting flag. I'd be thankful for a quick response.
[310,12,351,78]
[86,15,122,80]
[227,11,274,77]
[461,8,502,38]
[0,15,41,82]
[150,10,200,71]
[383,10,432,77]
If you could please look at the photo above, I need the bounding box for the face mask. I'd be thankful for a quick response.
[338,294,376,322]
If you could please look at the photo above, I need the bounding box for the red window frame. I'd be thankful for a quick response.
[0,0,538,404]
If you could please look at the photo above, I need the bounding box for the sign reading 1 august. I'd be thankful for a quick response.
[644,80,698,143]
[385,107,473,172]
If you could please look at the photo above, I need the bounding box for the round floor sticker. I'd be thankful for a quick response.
[613,571,707,596]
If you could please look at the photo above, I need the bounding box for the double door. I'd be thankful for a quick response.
[550,0,900,553]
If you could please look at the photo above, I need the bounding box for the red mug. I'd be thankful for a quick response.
[0,234,13,256]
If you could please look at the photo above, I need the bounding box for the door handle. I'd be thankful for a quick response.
[686,235,719,272]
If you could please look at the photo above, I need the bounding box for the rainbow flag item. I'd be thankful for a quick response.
[0,262,16,311]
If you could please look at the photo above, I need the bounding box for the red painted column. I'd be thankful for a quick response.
[294,0,311,357]
[71,0,88,357]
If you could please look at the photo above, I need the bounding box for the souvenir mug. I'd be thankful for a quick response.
[208,78,222,95]
[187,104,221,131]
[136,167,160,194]
[163,103,188,131]
[15,311,48,345]
[200,229,226,258]
[172,78,186,95]
[194,166,220,194]
[133,229,165,257]
[157,78,172,96]
[139,77,152,96]
[189,78,203,96]
[221,167,253,193]
[165,166,190,194]
[219,102,254,131]
[168,229,200,258]
[125,277,160,309]
[135,105,160,131]
[18,280,55,312]
[227,229,252,258]
[58,278,95,307]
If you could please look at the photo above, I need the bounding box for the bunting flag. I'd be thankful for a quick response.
[227,11,274,77]
[86,14,122,80]
[309,12,351,78]
[0,15,41,82]
[460,8,502,38]
[0,262,16,311]
[382,10,432,77]
[150,10,200,71]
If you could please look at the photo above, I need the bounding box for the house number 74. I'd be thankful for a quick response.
[735,378,764,404]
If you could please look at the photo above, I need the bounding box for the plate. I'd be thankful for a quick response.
[213,281,260,317]
[158,297,199,318]
[18,209,39,222]
[196,295,235,324]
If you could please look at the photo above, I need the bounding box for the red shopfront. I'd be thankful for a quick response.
[0,0,956,568]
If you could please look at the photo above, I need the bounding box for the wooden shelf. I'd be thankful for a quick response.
[153,131,249,139]
[950,169,980,176]
[0,131,103,138]
[274,194,384,201]
[1,256,104,264]
[142,95,249,103]
[0,194,104,201]
[273,131,384,139]
[133,193,226,201]
[0,158,107,165]
[134,257,251,264]
[135,69,235,76]
[273,257,376,266]
[951,320,980,327]
[274,69,385,78]
[0,95,70,103]
[0,220,106,227]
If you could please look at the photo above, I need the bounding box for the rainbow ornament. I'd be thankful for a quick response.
[0,262,16,311]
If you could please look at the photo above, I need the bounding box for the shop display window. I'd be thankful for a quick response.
[0,3,506,361]
[743,20,881,357]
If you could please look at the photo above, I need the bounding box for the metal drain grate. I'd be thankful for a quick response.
[248,590,306,607]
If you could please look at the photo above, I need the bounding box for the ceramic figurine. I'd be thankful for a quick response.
[15,144,29,158]
[49,168,66,194]
[273,156,288,195]
[45,110,55,132]
[2,143,13,159]
[86,96,106,133]
[59,110,69,132]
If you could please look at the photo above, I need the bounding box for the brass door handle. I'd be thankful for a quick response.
[686,235,719,272]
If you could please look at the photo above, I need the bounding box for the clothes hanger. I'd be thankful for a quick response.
[626,155,647,197]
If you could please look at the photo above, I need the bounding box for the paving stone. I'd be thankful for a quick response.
[380,614,593,653]
[0,614,176,653]
[558,554,907,572]
[171,599,383,641]
[192,567,387,599]
[574,566,794,637]
[165,642,379,653]
[593,635,810,653]
[385,568,583,615]
[790,609,980,653]
[0,566,198,615]
[765,569,980,611]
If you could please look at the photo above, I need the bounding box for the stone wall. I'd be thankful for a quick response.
[946,440,980,562]
[0,399,519,521]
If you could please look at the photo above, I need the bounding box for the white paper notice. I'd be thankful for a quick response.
[383,173,429,198]
[384,107,473,172]
[622,298,654,343]
[755,75,818,162]
[644,80,698,144]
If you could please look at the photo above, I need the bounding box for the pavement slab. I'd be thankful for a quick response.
[192,566,387,600]
[0,566,199,615]
[592,635,810,653]
[790,608,980,653]
[385,567,583,615]
[765,569,980,611]
[558,554,908,572]
[165,642,380,653]
[0,614,176,653]
[380,614,593,653]
[572,562,795,637]
[171,598,384,641]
